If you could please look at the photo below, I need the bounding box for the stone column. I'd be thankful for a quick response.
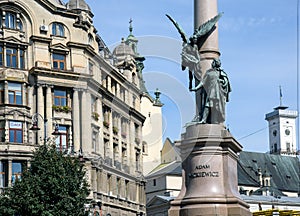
[72,89,80,153]
[37,85,44,144]
[98,100,104,156]
[8,159,12,187]
[194,0,220,74]
[4,120,8,142]
[23,121,28,143]
[116,83,120,98]
[109,108,113,159]
[45,86,52,139]
[27,86,33,115]
[27,86,34,144]
[194,0,220,114]
[3,47,6,66]
[22,83,26,106]
[4,81,8,104]
[129,120,135,173]
[107,76,111,92]
[97,170,101,192]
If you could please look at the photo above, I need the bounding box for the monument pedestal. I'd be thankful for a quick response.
[169,124,251,216]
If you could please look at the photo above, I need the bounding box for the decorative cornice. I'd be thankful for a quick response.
[30,35,52,44]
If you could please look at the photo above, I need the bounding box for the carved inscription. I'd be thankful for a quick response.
[189,164,219,178]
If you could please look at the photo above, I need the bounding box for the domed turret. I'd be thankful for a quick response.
[66,0,91,11]
[113,38,135,64]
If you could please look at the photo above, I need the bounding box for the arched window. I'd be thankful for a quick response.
[132,72,136,84]
[52,23,64,36]
[5,12,16,29]
[4,11,23,31]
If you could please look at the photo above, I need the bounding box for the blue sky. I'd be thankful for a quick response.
[84,0,299,153]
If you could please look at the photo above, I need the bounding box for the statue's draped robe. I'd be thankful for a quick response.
[200,68,230,123]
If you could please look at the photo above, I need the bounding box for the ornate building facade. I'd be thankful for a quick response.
[0,0,161,215]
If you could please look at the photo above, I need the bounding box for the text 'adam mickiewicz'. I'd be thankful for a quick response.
[189,171,219,178]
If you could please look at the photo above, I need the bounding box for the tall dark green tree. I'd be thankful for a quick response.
[0,144,89,216]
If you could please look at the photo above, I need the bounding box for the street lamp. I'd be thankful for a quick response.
[30,113,61,144]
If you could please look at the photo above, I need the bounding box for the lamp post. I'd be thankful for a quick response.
[29,113,60,145]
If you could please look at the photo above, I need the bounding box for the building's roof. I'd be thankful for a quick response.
[156,195,175,202]
[146,161,182,178]
[146,195,176,208]
[252,186,287,197]
[238,151,300,192]
[241,194,300,205]
[113,38,135,58]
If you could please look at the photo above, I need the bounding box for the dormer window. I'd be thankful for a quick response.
[52,23,64,37]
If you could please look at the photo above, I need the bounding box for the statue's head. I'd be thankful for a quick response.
[189,35,198,45]
[212,58,221,68]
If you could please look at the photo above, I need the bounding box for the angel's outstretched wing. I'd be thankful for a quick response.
[166,14,188,43]
[193,12,223,40]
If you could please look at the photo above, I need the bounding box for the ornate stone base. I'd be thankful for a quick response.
[169,124,251,216]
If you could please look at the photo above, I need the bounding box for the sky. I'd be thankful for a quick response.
[83,0,299,153]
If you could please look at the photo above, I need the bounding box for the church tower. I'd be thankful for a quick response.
[265,105,298,155]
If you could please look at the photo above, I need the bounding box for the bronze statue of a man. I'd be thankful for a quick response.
[191,58,231,124]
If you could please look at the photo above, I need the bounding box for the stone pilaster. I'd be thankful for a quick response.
[81,90,92,153]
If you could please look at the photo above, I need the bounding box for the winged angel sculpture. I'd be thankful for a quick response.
[166,13,223,90]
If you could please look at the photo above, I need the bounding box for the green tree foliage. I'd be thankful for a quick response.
[0,144,89,216]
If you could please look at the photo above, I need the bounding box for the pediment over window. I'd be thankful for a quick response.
[50,43,69,54]
[1,36,28,46]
